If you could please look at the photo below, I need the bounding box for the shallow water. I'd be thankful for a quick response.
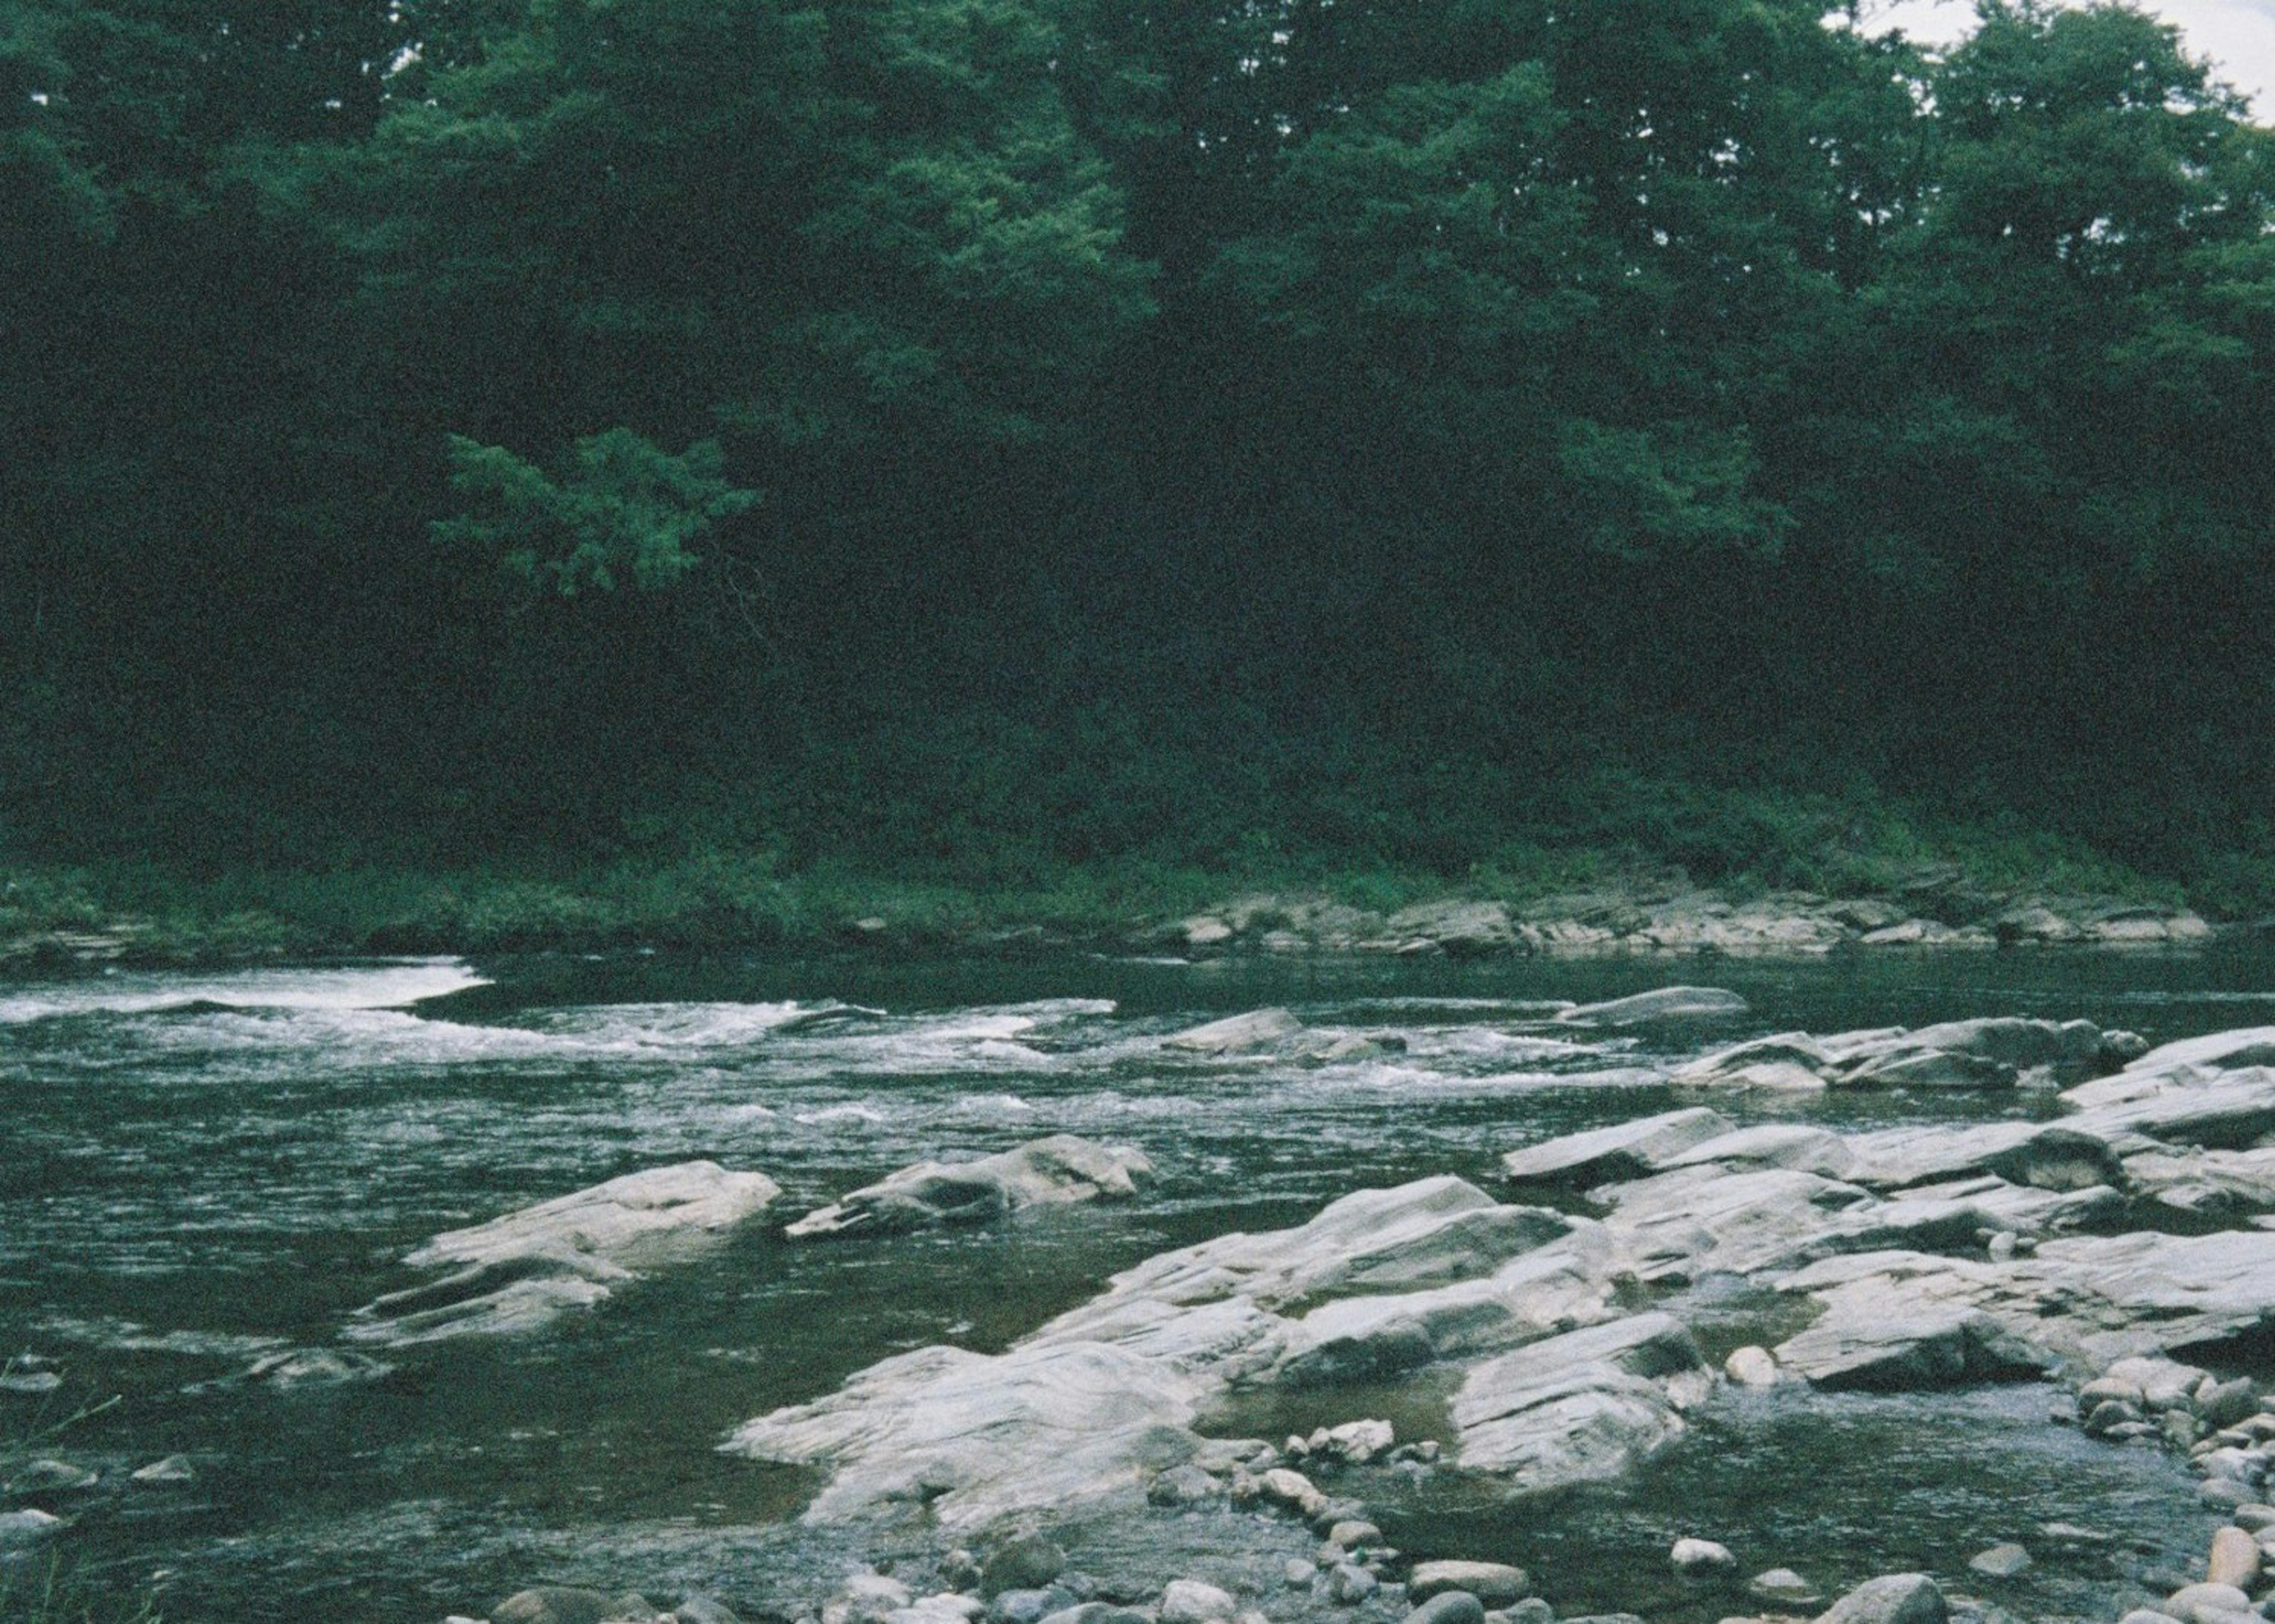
[6,946,2275,1623]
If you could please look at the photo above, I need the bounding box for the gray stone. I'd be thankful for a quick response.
[130,1455,196,1483]
[1501,1109,1735,1188]
[983,1540,1068,1599]
[1330,1565,1379,1605]
[1672,1539,1738,1577]
[2209,1527,2261,1590]
[1149,1465,1223,1506]
[1286,1562,1319,1589]
[1328,1522,1385,1551]
[1159,1581,1236,1624]
[9,1459,97,1492]
[0,1370,62,1394]
[1966,1545,2030,1579]
[989,1593,1057,1624]
[2204,1380,2261,1428]
[1409,1595,1488,1624]
[2166,1586,2254,1624]
[1493,1603,1554,1624]
[1453,1314,1711,1490]
[1811,1575,1945,1624]
[1557,987,1748,1026]
[1725,1347,1781,1388]
[1748,1571,1819,1610]
[0,1510,65,1551]
[789,1137,1153,1238]
[494,1589,661,1624]
[2204,1480,2257,1511]
[1407,1565,1531,1607]
[674,1599,744,1624]
[828,1576,915,1624]
[1164,1010,1303,1055]
[351,1162,781,1344]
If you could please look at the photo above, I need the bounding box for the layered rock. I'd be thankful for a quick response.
[787,1136,1154,1238]
[347,1161,781,1345]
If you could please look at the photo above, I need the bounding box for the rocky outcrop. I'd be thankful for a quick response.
[787,1137,1155,1238]
[1449,1313,1712,1489]
[1674,1019,2138,1096]
[346,1161,780,1345]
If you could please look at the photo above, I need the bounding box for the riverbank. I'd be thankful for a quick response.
[0,840,2245,968]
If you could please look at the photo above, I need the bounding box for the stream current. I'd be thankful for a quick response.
[8,947,2275,1623]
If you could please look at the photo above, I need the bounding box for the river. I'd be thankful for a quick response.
[7,947,2275,1623]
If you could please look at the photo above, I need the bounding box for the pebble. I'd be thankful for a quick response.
[2209,1527,2261,1590]
[9,1459,98,1492]
[2204,1479,2258,1511]
[1408,1564,1530,1607]
[983,1540,1068,1599]
[2236,1506,2275,1532]
[0,1510,65,1551]
[1814,1574,1946,1624]
[1725,1347,1780,1388]
[1330,1565,1379,1606]
[1408,1595,1486,1624]
[1286,1562,1319,1590]
[2165,1585,2252,1624]
[1160,1581,1237,1624]
[1260,1468,1326,1518]
[1747,1570,1821,1609]
[1967,1545,2030,1579]
[132,1455,197,1484]
[1329,1522,1384,1552]
[1672,1539,1738,1578]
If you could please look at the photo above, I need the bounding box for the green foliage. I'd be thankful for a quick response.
[432,430,757,595]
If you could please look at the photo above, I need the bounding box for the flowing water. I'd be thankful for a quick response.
[7,947,2275,1623]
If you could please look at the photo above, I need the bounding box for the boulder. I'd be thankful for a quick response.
[1451,1313,1712,1491]
[1164,1010,1303,1055]
[2208,1526,2260,1590]
[1555,988,1748,1026]
[788,1137,1153,1238]
[1811,1576,1944,1624]
[1501,1109,1734,1189]
[1749,1571,1821,1610]
[2164,1586,2253,1624]
[982,1538,1068,1598]
[1672,1539,1738,1577]
[348,1162,780,1345]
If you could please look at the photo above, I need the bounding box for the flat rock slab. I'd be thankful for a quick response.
[1556,988,1748,1026]
[788,1136,1153,1237]
[347,1161,780,1346]
[1502,1108,1733,1188]
[1450,1312,1712,1491]
[1163,1009,1303,1055]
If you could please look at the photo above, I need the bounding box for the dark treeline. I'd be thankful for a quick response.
[4,0,2273,893]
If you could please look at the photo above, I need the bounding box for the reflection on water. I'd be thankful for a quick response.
[5,947,2274,1622]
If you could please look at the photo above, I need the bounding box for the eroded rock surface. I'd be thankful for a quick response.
[787,1136,1154,1238]
[347,1161,781,1345]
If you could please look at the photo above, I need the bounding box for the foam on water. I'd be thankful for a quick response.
[0,958,487,1023]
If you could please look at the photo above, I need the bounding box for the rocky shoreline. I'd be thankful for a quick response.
[14,997,2275,1624]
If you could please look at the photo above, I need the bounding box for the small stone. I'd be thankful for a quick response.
[1160,1581,1237,1624]
[2205,1479,2258,1511]
[983,1541,1067,1600]
[675,1599,745,1624]
[1408,1567,1531,1607]
[2082,1377,2148,1409]
[2119,1613,2185,1624]
[1286,1562,1319,1590]
[494,1590,659,1624]
[1967,1545,2030,1580]
[2165,1585,2252,1624]
[2088,1399,2146,1436]
[1725,1347,1781,1388]
[9,1459,98,1492]
[1674,1540,1738,1578]
[0,1370,62,1394]
[2204,1381,2261,1430]
[990,1592,1058,1624]
[1329,1523,1384,1551]
[1986,1232,2018,1260]
[1812,1574,1946,1624]
[2036,1523,2114,1547]
[1260,1469,1326,1518]
[1285,1436,1311,1459]
[1748,1571,1820,1610]
[828,1577,914,1624]
[1496,1603,1555,1624]
[1408,1596,1487,1624]
[1312,1498,1372,1535]
[1151,1466,1224,1507]
[132,1456,197,1484]
[1323,1420,1396,1464]
[2168,1411,2208,1449]
[0,1510,66,1551]
[2235,1506,2275,1532]
[2210,1527,2261,1590]
[1329,1566,1378,1606]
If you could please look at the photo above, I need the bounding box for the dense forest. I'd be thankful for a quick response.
[4,0,2273,915]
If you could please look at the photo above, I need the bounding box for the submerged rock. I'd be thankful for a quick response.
[1555,987,1748,1026]
[348,1161,781,1346]
[1163,1009,1304,1055]
[788,1137,1154,1238]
